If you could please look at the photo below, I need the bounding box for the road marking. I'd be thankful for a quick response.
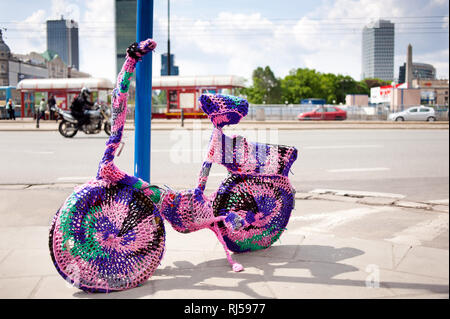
[25,151,55,154]
[290,206,397,233]
[152,149,206,153]
[304,145,383,150]
[386,214,449,246]
[57,177,91,181]
[327,167,390,173]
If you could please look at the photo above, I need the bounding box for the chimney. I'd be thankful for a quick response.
[406,44,413,88]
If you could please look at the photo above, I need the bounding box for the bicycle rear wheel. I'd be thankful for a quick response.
[213,174,295,253]
[49,181,165,293]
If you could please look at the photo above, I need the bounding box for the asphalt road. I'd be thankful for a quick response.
[0,128,448,202]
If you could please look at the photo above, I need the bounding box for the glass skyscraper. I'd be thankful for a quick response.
[161,53,179,76]
[361,19,395,81]
[115,0,137,76]
[399,62,436,83]
[46,17,79,70]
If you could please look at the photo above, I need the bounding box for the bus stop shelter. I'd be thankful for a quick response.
[152,75,246,118]
[16,77,114,118]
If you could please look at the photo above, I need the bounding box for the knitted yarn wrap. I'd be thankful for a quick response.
[49,39,165,292]
[199,94,248,128]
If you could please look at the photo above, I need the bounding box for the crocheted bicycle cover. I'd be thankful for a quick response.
[199,94,248,128]
[49,183,165,292]
[49,39,166,292]
[210,132,298,252]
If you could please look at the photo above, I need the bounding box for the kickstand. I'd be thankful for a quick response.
[117,142,125,157]
[212,221,244,272]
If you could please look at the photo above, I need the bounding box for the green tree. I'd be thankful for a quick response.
[281,68,322,104]
[245,66,282,104]
[242,66,385,105]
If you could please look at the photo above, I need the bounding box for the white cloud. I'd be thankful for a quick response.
[9,9,47,54]
[414,48,450,79]
[50,0,81,22]
[79,0,115,81]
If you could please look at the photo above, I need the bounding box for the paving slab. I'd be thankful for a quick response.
[0,276,42,299]
[377,268,449,297]
[395,246,449,279]
[0,249,55,278]
[264,260,395,299]
[298,233,396,270]
[0,226,49,250]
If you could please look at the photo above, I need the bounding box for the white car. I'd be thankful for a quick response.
[388,106,437,122]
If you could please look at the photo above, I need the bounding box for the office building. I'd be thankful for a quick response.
[361,19,395,81]
[0,30,11,86]
[115,0,137,76]
[161,53,179,76]
[399,62,436,83]
[46,17,79,70]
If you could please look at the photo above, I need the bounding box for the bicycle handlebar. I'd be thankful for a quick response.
[96,39,157,183]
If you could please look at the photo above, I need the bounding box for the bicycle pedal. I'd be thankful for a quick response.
[224,212,246,232]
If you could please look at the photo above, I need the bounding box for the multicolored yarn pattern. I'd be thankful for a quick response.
[198,94,298,252]
[49,39,165,292]
[49,39,298,293]
[199,94,248,128]
[49,182,165,292]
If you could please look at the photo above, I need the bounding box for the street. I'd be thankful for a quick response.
[0,126,448,299]
[0,128,448,202]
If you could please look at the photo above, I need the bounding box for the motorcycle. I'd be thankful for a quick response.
[56,102,111,138]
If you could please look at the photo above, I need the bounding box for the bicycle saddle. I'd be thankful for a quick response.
[199,94,248,128]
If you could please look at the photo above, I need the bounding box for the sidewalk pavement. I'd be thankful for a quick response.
[0,183,448,299]
[0,118,448,131]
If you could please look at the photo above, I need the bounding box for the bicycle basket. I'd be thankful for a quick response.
[199,94,248,128]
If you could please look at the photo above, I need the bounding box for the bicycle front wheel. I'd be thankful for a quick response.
[49,182,165,293]
[213,174,295,253]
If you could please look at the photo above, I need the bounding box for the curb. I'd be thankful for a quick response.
[0,120,448,132]
[1,183,448,213]
[297,189,449,213]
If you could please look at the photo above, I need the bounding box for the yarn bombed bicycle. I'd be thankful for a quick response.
[49,39,298,293]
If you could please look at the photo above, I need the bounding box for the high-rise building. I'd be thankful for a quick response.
[399,63,436,84]
[161,53,179,76]
[115,0,137,76]
[0,30,11,86]
[46,16,79,70]
[361,19,395,81]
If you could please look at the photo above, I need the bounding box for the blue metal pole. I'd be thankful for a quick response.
[134,0,154,182]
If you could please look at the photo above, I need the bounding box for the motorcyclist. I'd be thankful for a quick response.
[71,87,94,128]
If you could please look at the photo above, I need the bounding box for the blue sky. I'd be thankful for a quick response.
[0,0,448,83]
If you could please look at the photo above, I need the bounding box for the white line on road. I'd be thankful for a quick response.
[303,145,384,150]
[290,206,397,233]
[386,214,449,246]
[327,167,390,173]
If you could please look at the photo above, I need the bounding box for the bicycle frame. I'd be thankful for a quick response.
[49,39,297,293]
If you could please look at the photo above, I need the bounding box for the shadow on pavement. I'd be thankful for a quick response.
[71,244,448,299]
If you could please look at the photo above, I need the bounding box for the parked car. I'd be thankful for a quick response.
[388,106,436,122]
[298,106,347,121]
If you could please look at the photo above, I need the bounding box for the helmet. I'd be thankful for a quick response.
[80,87,91,97]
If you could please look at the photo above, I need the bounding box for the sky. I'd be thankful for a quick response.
[0,0,448,84]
